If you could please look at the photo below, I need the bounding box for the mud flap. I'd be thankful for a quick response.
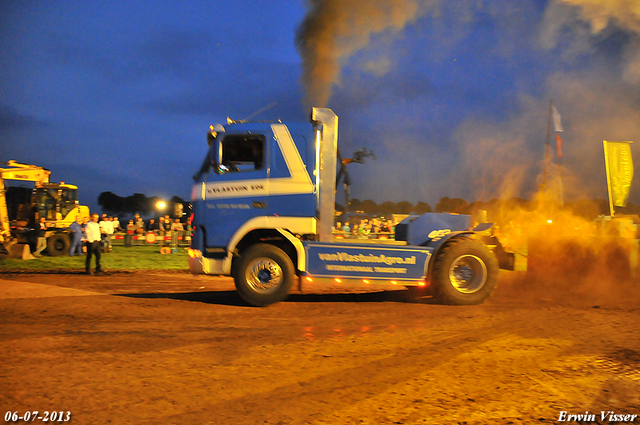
[482,235,516,271]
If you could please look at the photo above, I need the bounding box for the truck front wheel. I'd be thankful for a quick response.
[234,244,295,306]
[431,237,498,305]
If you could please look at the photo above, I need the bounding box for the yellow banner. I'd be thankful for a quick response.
[604,141,634,208]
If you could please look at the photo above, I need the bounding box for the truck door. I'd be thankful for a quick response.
[201,132,270,249]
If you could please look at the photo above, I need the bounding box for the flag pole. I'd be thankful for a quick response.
[557,157,564,207]
[556,133,564,208]
[603,140,615,217]
[542,99,552,190]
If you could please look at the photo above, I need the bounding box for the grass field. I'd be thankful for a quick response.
[0,245,189,271]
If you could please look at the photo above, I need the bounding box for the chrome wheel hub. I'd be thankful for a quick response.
[245,257,283,294]
[448,254,487,294]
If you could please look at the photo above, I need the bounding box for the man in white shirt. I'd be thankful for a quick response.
[170,219,184,232]
[99,217,115,252]
[85,213,103,274]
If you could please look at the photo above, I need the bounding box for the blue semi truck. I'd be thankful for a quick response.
[189,108,515,306]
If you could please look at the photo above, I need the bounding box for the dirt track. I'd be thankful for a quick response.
[1,270,639,424]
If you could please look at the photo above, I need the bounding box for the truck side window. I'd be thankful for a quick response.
[220,135,265,172]
[59,188,78,218]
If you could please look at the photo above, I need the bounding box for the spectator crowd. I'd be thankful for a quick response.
[30,213,189,258]
[333,216,400,239]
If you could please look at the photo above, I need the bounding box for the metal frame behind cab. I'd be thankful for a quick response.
[311,108,338,243]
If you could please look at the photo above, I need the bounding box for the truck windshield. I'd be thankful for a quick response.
[220,135,265,172]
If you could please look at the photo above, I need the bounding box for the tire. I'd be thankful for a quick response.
[431,237,498,305]
[234,244,295,306]
[47,233,71,257]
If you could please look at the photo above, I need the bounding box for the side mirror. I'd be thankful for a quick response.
[212,136,225,174]
[193,133,221,181]
[208,131,221,171]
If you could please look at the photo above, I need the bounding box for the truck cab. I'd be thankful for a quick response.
[192,122,316,247]
[190,109,337,275]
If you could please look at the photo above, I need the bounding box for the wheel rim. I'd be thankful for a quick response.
[448,254,487,294]
[245,257,283,294]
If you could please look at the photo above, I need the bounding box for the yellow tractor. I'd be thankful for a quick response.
[1,160,90,258]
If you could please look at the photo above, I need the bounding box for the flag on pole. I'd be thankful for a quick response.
[552,106,563,133]
[555,133,563,158]
[603,141,634,209]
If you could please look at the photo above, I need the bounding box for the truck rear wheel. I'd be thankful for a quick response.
[431,237,498,305]
[234,244,295,306]
[47,233,70,257]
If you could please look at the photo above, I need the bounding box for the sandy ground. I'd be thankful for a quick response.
[1,270,639,424]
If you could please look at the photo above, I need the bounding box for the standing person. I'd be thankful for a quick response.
[69,217,83,256]
[104,217,114,251]
[99,215,108,248]
[126,219,136,235]
[163,214,172,246]
[107,217,116,250]
[85,213,103,274]
[100,216,114,252]
[125,219,135,247]
[135,213,145,235]
[33,216,48,257]
[171,219,184,247]
[171,219,184,232]
[157,217,165,236]
[112,216,122,232]
[81,217,89,254]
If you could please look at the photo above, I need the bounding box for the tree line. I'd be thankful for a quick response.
[341,197,517,217]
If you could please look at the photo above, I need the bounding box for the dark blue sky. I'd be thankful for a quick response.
[2,0,639,213]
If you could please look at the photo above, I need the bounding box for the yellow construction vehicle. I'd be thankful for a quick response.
[1,160,90,258]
